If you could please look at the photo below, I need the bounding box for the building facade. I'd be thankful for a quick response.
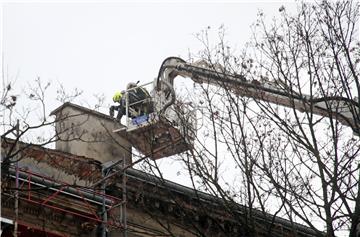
[1,103,319,237]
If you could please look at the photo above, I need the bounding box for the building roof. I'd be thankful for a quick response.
[1,138,319,237]
[125,168,318,236]
[50,102,115,122]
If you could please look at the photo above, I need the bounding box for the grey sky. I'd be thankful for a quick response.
[2,1,295,108]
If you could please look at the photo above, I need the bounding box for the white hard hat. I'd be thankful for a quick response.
[127,82,137,90]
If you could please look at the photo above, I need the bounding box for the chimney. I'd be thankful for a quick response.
[50,102,132,164]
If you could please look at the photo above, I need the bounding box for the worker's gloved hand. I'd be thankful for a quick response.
[109,106,115,117]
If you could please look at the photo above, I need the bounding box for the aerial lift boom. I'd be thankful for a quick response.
[156,57,359,136]
[115,57,359,160]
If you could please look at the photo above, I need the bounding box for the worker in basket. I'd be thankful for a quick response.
[126,82,153,117]
[109,82,153,122]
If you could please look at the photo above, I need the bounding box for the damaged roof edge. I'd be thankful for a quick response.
[1,137,101,163]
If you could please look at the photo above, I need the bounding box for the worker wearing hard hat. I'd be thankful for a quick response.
[110,82,153,122]
[109,91,125,122]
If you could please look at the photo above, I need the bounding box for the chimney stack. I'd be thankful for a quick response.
[50,102,132,165]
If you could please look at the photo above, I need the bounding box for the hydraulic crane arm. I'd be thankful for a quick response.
[156,57,360,135]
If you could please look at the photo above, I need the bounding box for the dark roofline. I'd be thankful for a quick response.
[125,168,320,237]
[50,102,115,122]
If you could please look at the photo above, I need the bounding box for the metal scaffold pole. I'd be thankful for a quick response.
[101,167,108,237]
[99,156,129,237]
[14,120,19,237]
[122,156,127,237]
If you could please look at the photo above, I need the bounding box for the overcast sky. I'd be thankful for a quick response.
[2,1,296,108]
[1,0,296,182]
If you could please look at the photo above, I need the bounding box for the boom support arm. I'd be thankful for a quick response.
[156,57,360,135]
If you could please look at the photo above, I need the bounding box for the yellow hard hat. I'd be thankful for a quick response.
[113,91,122,102]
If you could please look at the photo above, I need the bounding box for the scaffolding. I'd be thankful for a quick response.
[3,163,128,237]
